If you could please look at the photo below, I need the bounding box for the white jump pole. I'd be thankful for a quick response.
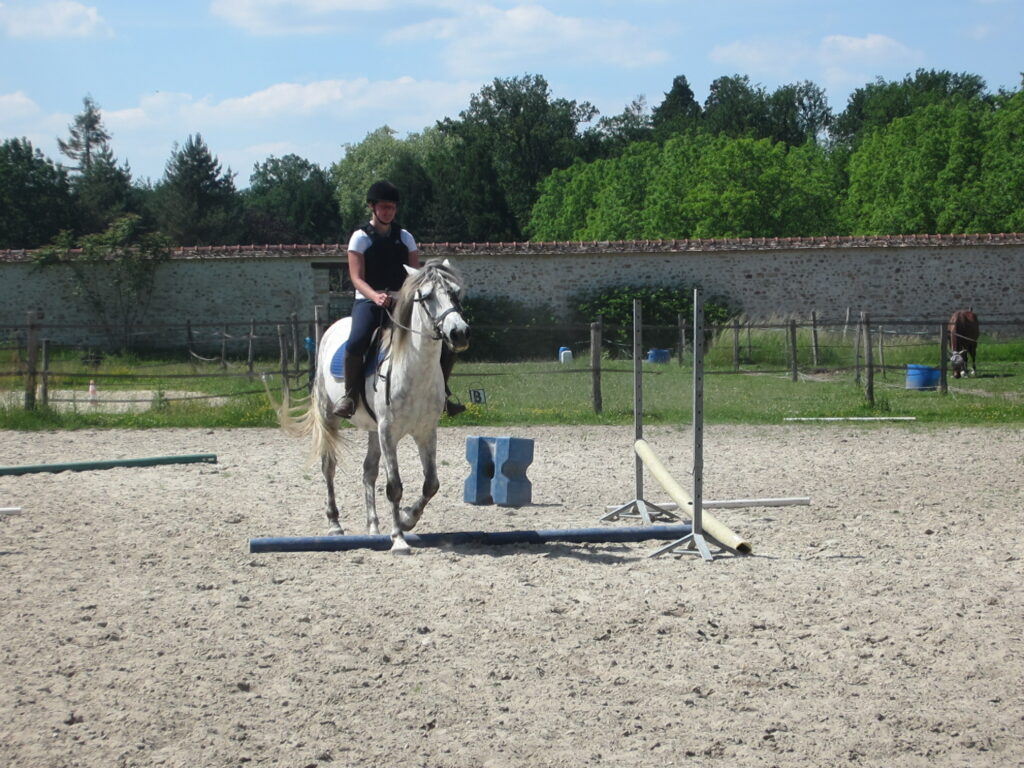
[605,496,810,513]
[1,507,22,516]
[635,440,750,555]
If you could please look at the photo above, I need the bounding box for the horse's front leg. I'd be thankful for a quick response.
[322,452,343,535]
[362,432,381,535]
[378,426,409,554]
[400,430,439,533]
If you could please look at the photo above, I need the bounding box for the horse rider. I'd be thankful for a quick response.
[334,180,465,419]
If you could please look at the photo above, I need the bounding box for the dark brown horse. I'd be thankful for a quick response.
[948,309,979,378]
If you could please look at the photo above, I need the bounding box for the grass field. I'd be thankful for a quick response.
[1,328,1022,429]
[0,325,1019,430]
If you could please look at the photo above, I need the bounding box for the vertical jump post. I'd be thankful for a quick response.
[648,288,736,560]
[601,299,679,525]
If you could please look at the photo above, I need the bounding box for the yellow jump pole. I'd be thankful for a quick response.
[634,440,751,555]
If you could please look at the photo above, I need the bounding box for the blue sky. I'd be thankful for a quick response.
[1,0,1021,186]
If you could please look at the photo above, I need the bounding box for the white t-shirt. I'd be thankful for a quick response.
[347,226,419,299]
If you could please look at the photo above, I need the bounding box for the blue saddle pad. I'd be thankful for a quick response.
[328,341,384,380]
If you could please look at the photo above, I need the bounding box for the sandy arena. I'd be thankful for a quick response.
[1,424,1022,767]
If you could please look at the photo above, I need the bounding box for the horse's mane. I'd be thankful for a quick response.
[388,259,465,363]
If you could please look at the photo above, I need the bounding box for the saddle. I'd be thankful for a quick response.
[328,325,391,419]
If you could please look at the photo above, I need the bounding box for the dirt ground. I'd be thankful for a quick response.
[1,424,1022,768]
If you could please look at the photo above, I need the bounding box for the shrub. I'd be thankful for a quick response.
[572,285,735,355]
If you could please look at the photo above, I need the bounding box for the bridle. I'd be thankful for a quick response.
[386,275,464,348]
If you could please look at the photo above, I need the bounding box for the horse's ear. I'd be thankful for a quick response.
[404,264,421,277]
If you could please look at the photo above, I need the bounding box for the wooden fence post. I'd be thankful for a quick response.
[590,320,602,415]
[247,319,256,380]
[314,305,324,358]
[863,312,874,405]
[940,323,949,394]
[41,339,50,408]
[677,312,686,365]
[811,311,819,367]
[732,319,740,372]
[878,325,886,379]
[24,310,39,411]
[854,319,863,385]
[788,320,798,382]
[277,325,289,396]
[290,313,300,374]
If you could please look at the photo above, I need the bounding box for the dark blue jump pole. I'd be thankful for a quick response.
[0,454,217,476]
[249,523,693,553]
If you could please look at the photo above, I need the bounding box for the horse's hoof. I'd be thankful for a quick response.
[327,525,344,536]
[389,542,411,555]
[399,510,421,532]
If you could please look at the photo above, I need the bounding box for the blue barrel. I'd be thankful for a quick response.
[906,364,940,390]
[646,348,671,363]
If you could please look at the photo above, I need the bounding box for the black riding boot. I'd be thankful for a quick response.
[334,351,365,418]
[440,345,465,416]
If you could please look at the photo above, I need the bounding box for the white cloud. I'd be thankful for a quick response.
[172,77,475,125]
[394,3,669,76]
[818,33,923,93]
[0,90,42,123]
[707,32,925,99]
[209,1,668,72]
[0,1,111,38]
[709,38,808,78]
[209,0,385,35]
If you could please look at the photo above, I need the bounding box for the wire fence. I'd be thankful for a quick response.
[2,310,1022,413]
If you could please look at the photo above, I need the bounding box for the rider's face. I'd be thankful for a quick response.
[372,201,398,223]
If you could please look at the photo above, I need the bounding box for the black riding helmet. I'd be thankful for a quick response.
[367,180,400,204]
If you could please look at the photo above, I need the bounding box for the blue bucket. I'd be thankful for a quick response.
[906,364,940,390]
[646,348,671,364]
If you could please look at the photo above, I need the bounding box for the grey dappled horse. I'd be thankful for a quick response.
[277,259,469,553]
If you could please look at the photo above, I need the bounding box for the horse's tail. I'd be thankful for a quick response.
[264,377,345,463]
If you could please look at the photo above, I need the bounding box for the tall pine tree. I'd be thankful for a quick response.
[153,134,240,246]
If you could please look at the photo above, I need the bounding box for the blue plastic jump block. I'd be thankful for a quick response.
[464,436,534,507]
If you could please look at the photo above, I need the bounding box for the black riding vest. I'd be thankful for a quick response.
[360,222,410,292]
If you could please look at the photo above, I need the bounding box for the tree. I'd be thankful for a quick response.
[592,96,654,156]
[651,75,702,141]
[766,81,832,145]
[831,69,988,146]
[152,134,240,246]
[439,74,598,237]
[243,154,342,244]
[331,126,434,236]
[34,215,170,350]
[73,144,138,235]
[0,138,73,249]
[842,100,989,234]
[703,75,769,139]
[582,142,661,240]
[58,95,111,174]
[978,83,1024,232]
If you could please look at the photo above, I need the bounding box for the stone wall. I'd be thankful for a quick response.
[1,235,1021,345]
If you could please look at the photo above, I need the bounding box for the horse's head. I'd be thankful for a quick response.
[402,259,470,352]
[950,349,966,378]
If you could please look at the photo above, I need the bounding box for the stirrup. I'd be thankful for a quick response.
[334,395,356,418]
[445,399,466,417]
